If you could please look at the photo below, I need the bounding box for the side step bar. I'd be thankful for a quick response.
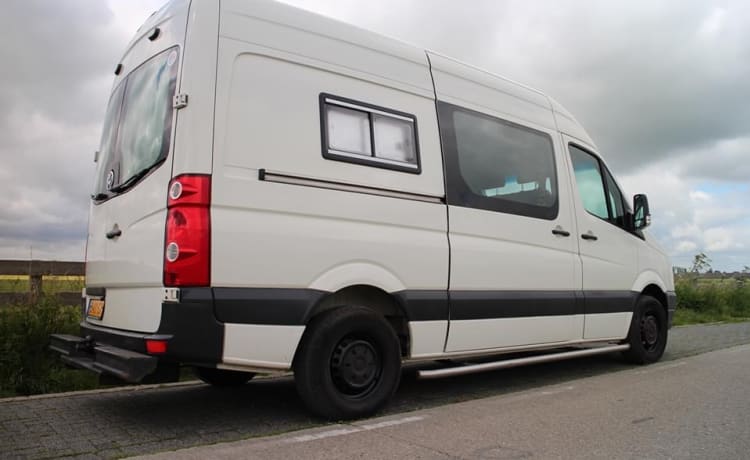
[418,344,630,379]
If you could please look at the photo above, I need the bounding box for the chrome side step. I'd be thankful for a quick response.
[417,344,630,379]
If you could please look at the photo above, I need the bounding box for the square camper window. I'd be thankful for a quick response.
[320,94,420,173]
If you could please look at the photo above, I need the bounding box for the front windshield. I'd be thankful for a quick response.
[93,47,179,198]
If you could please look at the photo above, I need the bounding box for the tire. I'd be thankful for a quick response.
[294,306,402,420]
[622,295,668,364]
[195,367,255,386]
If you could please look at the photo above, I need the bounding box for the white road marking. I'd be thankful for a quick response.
[539,385,575,396]
[635,361,686,374]
[286,416,425,444]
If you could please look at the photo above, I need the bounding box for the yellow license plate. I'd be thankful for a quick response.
[87,299,105,320]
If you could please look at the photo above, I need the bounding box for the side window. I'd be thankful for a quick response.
[320,94,420,173]
[569,144,628,229]
[569,145,608,219]
[438,102,558,220]
[603,168,626,228]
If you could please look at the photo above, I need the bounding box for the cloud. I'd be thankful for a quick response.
[0,0,162,260]
[1,0,748,271]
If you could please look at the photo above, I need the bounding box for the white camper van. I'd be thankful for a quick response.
[51,0,676,419]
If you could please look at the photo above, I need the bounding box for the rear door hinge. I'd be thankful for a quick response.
[172,94,188,109]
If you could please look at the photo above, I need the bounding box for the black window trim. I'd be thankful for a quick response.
[438,100,560,221]
[319,93,422,174]
[568,142,642,238]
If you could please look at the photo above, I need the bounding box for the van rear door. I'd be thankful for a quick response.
[85,5,189,334]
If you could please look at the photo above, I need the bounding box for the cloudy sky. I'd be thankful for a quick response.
[1,0,748,271]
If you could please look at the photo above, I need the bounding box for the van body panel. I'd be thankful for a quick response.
[85,1,191,333]
[409,321,449,358]
[631,270,669,294]
[446,316,584,352]
[582,312,633,340]
[86,287,164,333]
[215,48,442,196]
[308,262,409,293]
[221,0,434,97]
[210,8,449,301]
[210,185,448,290]
[638,235,675,292]
[223,323,304,369]
[549,96,596,147]
[169,0,220,177]
[428,52,556,130]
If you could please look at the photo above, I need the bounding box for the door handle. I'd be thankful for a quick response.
[581,232,598,241]
[551,226,570,237]
[106,224,122,240]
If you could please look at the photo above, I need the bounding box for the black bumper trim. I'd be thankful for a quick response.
[667,291,677,328]
[212,287,326,325]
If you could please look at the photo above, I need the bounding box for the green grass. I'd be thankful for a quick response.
[0,275,84,293]
[674,275,750,325]
[0,274,747,397]
[0,297,99,397]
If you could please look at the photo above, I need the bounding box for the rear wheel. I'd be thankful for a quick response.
[294,306,401,420]
[622,295,668,364]
[195,367,255,386]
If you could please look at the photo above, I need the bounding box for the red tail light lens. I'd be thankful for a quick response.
[163,174,211,287]
[145,339,168,354]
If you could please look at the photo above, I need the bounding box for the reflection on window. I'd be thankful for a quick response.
[449,108,557,217]
[92,47,179,197]
[117,48,179,182]
[325,105,371,156]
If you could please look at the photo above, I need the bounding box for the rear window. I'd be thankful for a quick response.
[93,47,179,200]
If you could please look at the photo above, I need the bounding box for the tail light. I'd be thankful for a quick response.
[163,174,211,286]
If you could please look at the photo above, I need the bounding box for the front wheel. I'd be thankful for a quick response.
[622,295,668,364]
[294,306,402,420]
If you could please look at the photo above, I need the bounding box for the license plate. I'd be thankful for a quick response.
[87,299,105,320]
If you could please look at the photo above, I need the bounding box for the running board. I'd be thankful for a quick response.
[417,344,630,379]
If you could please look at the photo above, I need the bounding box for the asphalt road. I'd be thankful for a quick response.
[138,343,750,460]
[1,322,750,459]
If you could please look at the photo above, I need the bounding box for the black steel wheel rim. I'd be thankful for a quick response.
[641,313,660,352]
[330,336,381,398]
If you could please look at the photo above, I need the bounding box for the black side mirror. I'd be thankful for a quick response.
[633,194,651,230]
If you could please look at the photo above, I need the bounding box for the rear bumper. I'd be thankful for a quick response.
[49,288,223,383]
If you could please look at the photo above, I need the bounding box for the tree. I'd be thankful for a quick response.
[690,252,712,274]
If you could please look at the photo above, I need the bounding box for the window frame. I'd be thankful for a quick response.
[438,101,560,220]
[93,46,180,202]
[568,143,634,233]
[319,93,421,174]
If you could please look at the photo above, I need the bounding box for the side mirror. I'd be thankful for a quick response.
[633,194,651,230]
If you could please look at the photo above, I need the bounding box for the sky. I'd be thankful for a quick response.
[0,0,748,271]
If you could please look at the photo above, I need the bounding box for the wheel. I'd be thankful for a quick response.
[195,367,255,386]
[622,295,668,364]
[294,306,402,420]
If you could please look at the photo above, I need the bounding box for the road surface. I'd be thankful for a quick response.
[1,322,749,459]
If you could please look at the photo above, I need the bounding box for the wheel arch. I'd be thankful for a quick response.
[632,270,668,309]
[300,284,411,358]
[640,283,668,311]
